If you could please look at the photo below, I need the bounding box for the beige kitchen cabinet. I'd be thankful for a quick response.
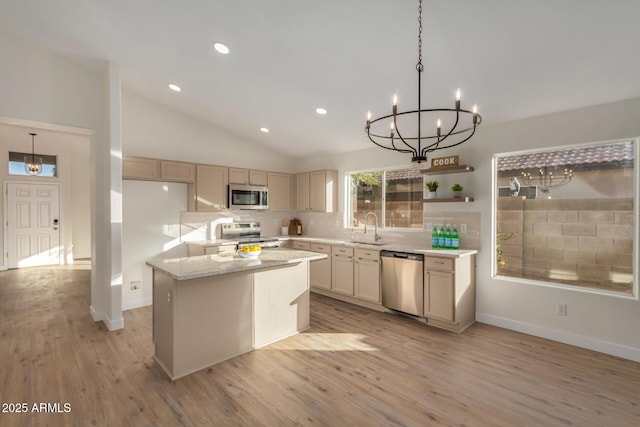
[424,254,476,333]
[296,173,311,210]
[310,243,332,291]
[193,164,228,211]
[278,240,292,249]
[332,246,354,296]
[354,248,380,303]
[229,167,249,184]
[123,156,195,183]
[292,241,311,251]
[249,170,268,186]
[122,156,160,180]
[296,170,338,212]
[160,160,195,183]
[229,168,268,186]
[268,172,291,210]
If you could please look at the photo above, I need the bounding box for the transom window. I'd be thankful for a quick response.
[347,168,423,229]
[8,151,58,177]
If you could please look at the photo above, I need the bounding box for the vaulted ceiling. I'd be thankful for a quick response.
[2,0,640,158]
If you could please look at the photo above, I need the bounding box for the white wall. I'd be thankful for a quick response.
[122,90,296,172]
[473,98,640,362]
[122,180,187,310]
[0,32,119,330]
[297,97,640,361]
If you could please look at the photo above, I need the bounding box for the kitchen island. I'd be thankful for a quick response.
[146,249,327,380]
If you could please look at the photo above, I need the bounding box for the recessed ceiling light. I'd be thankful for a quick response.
[315,107,327,115]
[260,127,270,133]
[168,83,181,92]
[213,42,230,55]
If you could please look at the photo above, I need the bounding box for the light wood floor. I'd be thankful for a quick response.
[1,266,639,426]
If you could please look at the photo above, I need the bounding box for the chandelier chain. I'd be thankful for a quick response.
[417,0,423,72]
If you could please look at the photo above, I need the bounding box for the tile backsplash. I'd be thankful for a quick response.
[180,209,481,251]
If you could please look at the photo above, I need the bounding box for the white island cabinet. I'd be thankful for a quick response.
[146,249,326,380]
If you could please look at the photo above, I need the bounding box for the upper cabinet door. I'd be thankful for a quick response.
[160,160,195,183]
[268,172,291,210]
[296,173,310,210]
[249,170,268,186]
[196,164,229,211]
[228,167,249,185]
[309,170,327,211]
[122,157,160,180]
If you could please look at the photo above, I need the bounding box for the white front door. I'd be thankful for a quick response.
[6,182,61,268]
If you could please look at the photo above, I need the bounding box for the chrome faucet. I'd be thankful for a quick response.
[363,212,382,241]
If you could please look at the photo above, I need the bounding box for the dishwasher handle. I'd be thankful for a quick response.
[380,250,424,262]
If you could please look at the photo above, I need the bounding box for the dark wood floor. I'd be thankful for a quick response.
[1,266,639,426]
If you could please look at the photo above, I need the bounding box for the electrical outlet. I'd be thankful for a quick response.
[556,304,567,316]
[460,224,467,233]
[426,223,433,231]
[130,280,141,292]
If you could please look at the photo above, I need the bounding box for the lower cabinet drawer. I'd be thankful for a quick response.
[425,256,454,271]
[354,248,379,262]
[292,241,311,250]
[310,243,332,254]
[332,246,354,257]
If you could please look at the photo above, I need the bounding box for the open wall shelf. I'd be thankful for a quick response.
[423,197,474,203]
[421,165,474,175]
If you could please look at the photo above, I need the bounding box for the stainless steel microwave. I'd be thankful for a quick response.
[227,184,268,210]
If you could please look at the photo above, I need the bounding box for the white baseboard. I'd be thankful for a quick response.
[122,296,152,311]
[476,313,640,363]
[90,305,103,321]
[90,305,124,331]
[0,265,7,271]
[103,313,124,331]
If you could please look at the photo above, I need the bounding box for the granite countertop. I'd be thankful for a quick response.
[286,236,478,258]
[146,249,327,281]
[185,239,239,247]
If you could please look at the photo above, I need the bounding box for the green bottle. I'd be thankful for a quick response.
[431,225,439,249]
[438,225,445,248]
[445,225,452,249]
[452,225,459,249]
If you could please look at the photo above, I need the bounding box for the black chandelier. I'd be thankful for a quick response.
[365,0,482,164]
[521,165,573,193]
[25,132,43,176]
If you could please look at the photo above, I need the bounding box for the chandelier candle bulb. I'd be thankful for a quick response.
[455,88,461,110]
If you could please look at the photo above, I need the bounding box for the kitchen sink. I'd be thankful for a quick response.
[349,240,388,246]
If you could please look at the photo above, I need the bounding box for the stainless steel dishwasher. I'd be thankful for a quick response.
[381,250,424,317]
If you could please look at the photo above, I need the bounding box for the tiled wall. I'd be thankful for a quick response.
[497,197,633,292]
[180,209,482,250]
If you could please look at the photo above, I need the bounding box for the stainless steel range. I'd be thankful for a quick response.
[221,221,281,249]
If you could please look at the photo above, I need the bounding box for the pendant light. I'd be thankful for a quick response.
[25,132,43,176]
[365,0,482,164]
